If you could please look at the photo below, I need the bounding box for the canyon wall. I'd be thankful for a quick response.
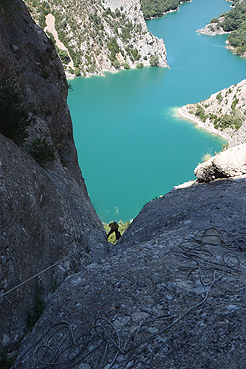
[0,0,108,356]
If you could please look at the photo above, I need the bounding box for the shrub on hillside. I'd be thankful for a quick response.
[29,138,56,168]
[0,80,31,144]
[150,54,159,66]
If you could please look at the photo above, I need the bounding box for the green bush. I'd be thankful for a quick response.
[123,62,130,69]
[74,67,81,76]
[216,92,223,103]
[231,97,239,110]
[0,81,31,144]
[132,48,140,60]
[150,54,159,66]
[107,37,120,63]
[136,62,144,68]
[29,138,56,168]
[195,104,207,122]
[214,113,242,131]
[113,60,120,69]
[58,49,70,64]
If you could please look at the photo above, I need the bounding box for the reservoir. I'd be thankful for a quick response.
[68,0,246,223]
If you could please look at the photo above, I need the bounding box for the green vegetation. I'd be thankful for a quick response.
[103,221,130,244]
[0,354,17,369]
[58,49,70,64]
[24,0,165,75]
[216,92,223,103]
[29,138,56,168]
[214,113,243,131]
[208,110,243,131]
[212,0,246,55]
[0,80,32,144]
[140,0,190,20]
[123,62,130,69]
[107,37,120,65]
[150,54,159,66]
[195,104,207,122]
[136,62,144,68]
[231,97,239,110]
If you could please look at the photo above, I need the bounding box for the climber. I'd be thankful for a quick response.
[107,220,121,240]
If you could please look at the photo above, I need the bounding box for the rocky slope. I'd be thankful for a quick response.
[1,1,246,367]
[13,146,246,368]
[0,0,108,358]
[24,0,168,77]
[178,80,246,147]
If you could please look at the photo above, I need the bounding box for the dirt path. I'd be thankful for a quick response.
[44,13,74,69]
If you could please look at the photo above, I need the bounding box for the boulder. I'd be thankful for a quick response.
[194,143,246,182]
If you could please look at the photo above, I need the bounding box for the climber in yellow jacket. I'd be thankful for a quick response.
[107,220,121,240]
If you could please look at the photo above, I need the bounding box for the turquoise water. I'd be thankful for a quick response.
[68,0,246,223]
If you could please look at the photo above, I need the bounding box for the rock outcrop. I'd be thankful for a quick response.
[14,174,246,368]
[194,143,246,182]
[24,0,168,77]
[2,1,246,368]
[197,17,228,36]
[0,0,107,357]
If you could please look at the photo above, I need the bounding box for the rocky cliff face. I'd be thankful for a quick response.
[0,0,107,358]
[2,1,246,367]
[24,0,168,77]
[13,159,246,368]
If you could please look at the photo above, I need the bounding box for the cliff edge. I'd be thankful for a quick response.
[14,146,246,368]
[1,1,246,368]
[0,0,108,357]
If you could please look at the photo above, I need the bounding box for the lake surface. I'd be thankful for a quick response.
[68,0,246,223]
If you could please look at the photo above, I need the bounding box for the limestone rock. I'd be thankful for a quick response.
[178,79,246,147]
[197,16,228,36]
[0,0,107,357]
[195,144,246,182]
[14,177,246,368]
[24,0,168,77]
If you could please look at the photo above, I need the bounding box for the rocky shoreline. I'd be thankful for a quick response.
[177,79,246,148]
[176,106,229,142]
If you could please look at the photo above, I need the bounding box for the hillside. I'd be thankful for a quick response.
[24,0,168,77]
[140,0,190,20]
[178,80,246,147]
[198,0,246,57]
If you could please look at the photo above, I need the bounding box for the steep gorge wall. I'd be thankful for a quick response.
[14,164,246,368]
[24,0,168,77]
[0,0,108,356]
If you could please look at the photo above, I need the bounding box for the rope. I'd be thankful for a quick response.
[13,227,246,368]
[0,249,82,299]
